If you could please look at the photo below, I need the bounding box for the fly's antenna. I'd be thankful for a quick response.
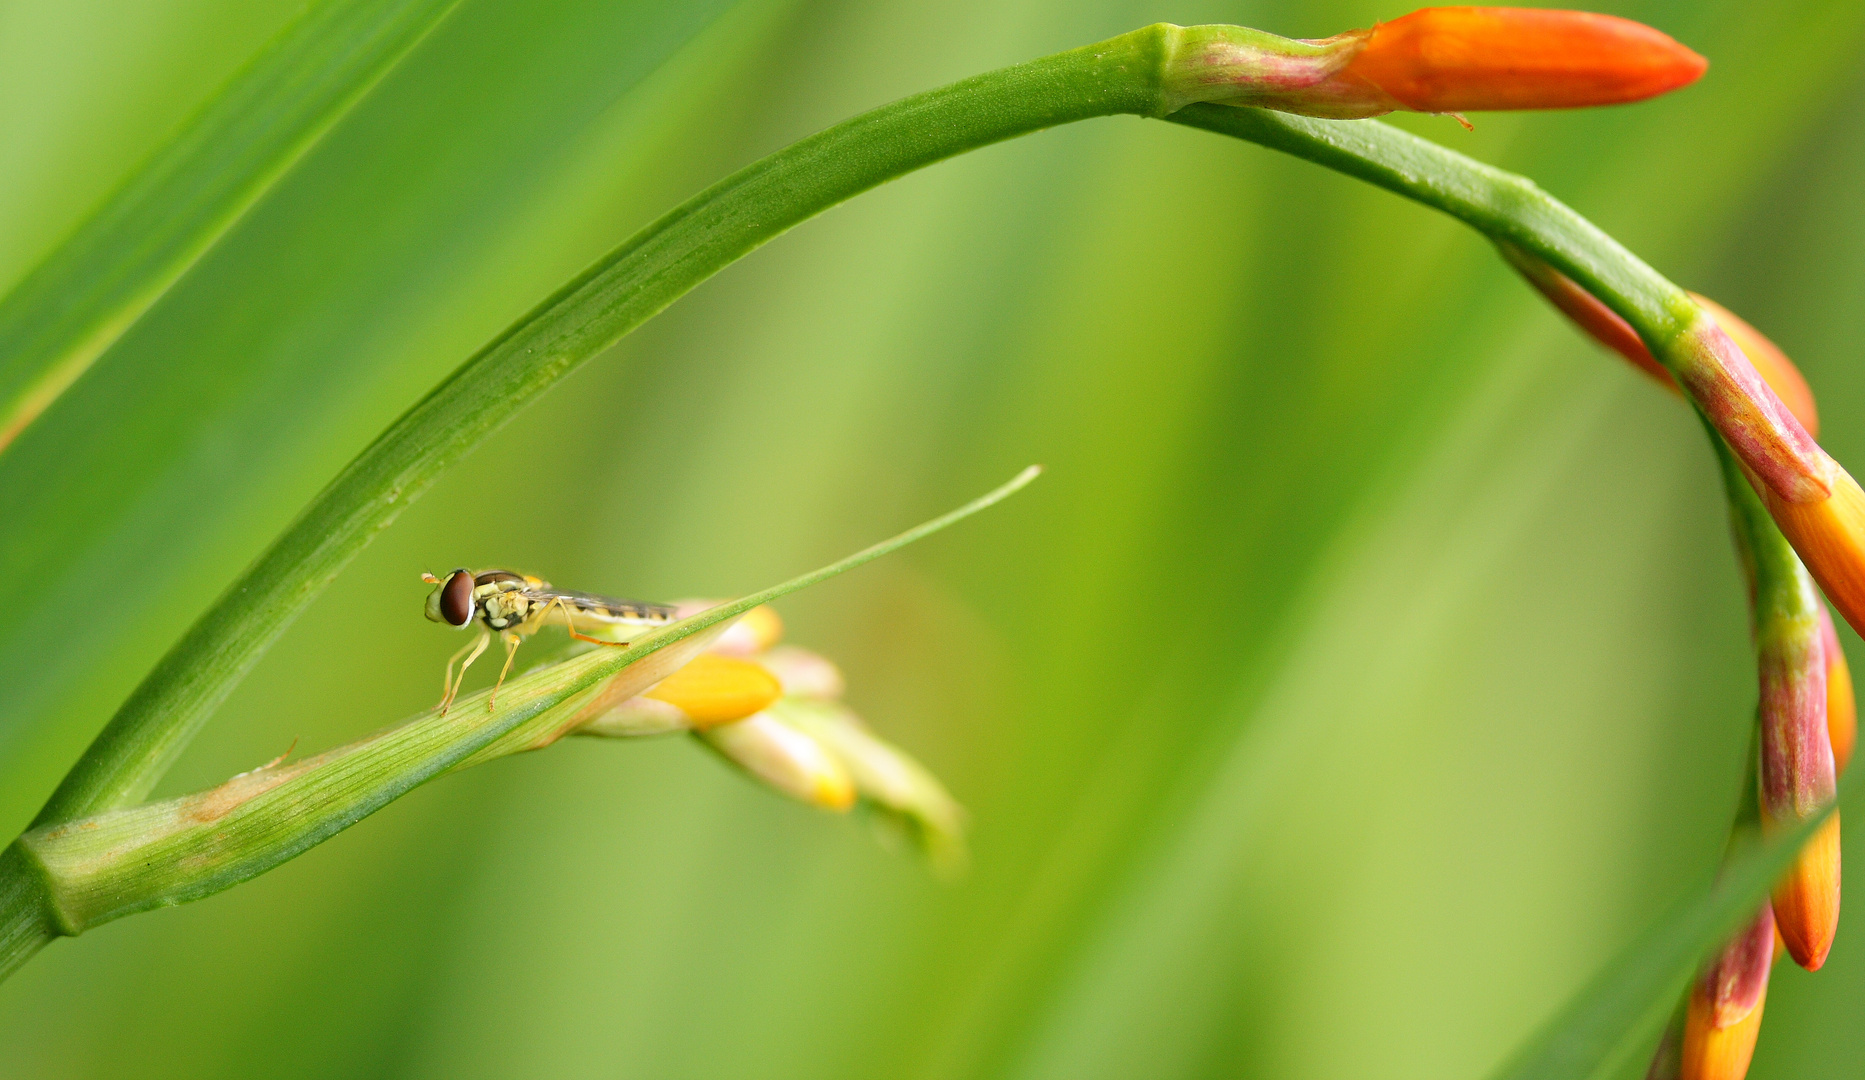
[421,571,441,584]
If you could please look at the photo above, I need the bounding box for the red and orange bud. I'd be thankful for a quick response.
[1753,569,1841,970]
[1680,983,1767,1078]
[1166,8,1704,119]
[1674,311,1832,505]
[1773,814,1841,970]
[1677,904,1773,1080]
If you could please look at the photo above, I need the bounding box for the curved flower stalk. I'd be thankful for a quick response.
[1496,244,1819,431]
[1171,113,1865,675]
[0,468,1037,982]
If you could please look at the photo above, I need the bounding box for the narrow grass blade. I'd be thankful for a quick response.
[0,0,464,451]
[1487,769,1856,1080]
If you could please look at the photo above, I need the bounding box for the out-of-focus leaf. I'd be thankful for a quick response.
[0,0,464,451]
[1489,778,1852,1080]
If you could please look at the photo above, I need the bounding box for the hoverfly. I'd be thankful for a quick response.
[422,568,677,714]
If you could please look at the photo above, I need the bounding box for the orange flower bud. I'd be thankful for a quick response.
[1752,563,1841,971]
[1689,902,1773,1029]
[1676,907,1773,1078]
[1341,7,1707,113]
[1165,8,1702,119]
[1681,977,1767,1080]
[1677,312,1832,505]
[1821,605,1857,774]
[1772,814,1841,970]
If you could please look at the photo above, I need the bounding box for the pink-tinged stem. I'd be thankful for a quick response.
[1677,315,1832,505]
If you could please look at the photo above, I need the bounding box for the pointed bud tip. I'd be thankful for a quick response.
[1772,813,1841,970]
[1346,7,1707,113]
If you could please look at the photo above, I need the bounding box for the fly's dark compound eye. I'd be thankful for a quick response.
[440,569,475,627]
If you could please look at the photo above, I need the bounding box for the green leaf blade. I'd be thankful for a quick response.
[0,0,464,450]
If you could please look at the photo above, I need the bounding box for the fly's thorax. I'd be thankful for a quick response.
[477,587,533,631]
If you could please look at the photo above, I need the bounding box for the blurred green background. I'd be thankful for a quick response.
[1,0,1863,1076]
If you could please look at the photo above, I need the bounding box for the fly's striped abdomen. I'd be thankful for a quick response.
[530,588,677,626]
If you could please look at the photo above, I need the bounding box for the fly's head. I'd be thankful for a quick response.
[422,569,478,629]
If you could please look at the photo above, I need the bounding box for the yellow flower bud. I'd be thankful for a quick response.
[699,713,856,810]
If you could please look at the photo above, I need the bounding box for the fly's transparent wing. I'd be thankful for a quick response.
[525,587,677,626]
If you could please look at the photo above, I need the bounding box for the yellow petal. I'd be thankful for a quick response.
[645,654,781,728]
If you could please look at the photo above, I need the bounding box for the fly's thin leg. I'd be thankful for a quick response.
[543,593,630,647]
[440,630,490,716]
[488,632,523,712]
